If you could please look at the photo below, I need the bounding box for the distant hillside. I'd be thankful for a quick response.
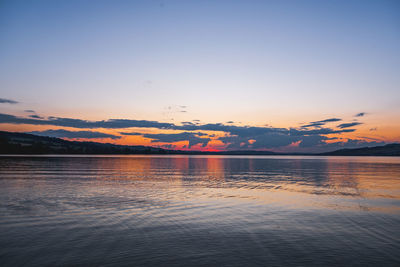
[0,131,168,154]
[320,143,400,156]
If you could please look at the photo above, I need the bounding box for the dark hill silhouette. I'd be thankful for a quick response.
[319,143,400,156]
[0,131,167,154]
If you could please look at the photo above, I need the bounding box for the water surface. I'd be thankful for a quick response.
[0,155,399,266]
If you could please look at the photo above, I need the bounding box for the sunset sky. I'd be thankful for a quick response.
[1,0,399,152]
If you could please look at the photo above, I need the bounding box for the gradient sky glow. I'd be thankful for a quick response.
[1,0,399,152]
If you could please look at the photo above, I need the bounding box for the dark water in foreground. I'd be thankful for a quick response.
[0,155,399,266]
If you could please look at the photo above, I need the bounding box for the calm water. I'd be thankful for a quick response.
[0,155,399,266]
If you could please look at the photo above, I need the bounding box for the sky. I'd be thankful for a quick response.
[0,0,399,152]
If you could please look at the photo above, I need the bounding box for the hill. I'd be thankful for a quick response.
[0,131,168,154]
[320,143,400,156]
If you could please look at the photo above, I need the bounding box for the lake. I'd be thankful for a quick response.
[0,155,399,266]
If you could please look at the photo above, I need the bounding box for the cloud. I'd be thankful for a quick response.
[0,98,18,104]
[28,129,121,139]
[174,123,353,138]
[337,122,363,129]
[0,113,174,129]
[193,132,208,136]
[164,105,187,115]
[174,123,287,137]
[355,112,366,117]
[24,110,35,113]
[28,115,44,119]
[181,121,196,126]
[135,132,211,148]
[301,118,342,128]
[298,135,330,148]
[220,133,297,149]
[0,113,286,138]
[216,127,354,150]
[119,132,143,136]
[290,128,355,136]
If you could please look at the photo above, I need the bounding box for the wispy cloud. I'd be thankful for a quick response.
[119,132,143,136]
[301,118,342,128]
[337,122,362,129]
[28,115,44,119]
[355,112,366,117]
[0,98,18,104]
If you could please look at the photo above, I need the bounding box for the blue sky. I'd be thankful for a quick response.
[0,0,399,151]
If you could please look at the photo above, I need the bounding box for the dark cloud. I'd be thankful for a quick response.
[138,132,211,148]
[174,123,352,139]
[290,128,355,136]
[193,132,208,136]
[28,115,44,119]
[220,133,297,149]
[217,127,354,150]
[181,122,195,126]
[301,118,342,128]
[24,110,35,113]
[357,136,382,142]
[226,121,234,124]
[337,122,362,129]
[318,118,342,123]
[119,132,142,136]
[0,113,174,129]
[0,98,18,104]
[369,128,377,131]
[28,129,121,139]
[298,135,329,148]
[301,122,325,128]
[355,112,366,117]
[174,123,287,137]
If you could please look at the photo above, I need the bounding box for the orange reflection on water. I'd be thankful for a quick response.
[1,155,399,213]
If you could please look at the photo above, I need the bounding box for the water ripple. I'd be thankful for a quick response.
[0,155,399,266]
